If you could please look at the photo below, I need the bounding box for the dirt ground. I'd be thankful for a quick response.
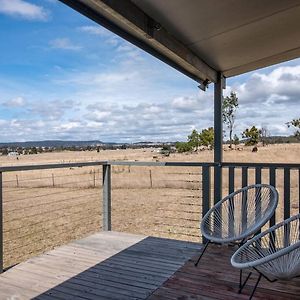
[1,143,299,268]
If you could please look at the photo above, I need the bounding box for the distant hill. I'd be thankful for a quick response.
[0,140,113,148]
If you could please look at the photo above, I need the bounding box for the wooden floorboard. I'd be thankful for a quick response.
[148,244,300,300]
[1,232,298,300]
[0,231,201,300]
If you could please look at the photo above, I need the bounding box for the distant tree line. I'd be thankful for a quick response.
[176,91,299,153]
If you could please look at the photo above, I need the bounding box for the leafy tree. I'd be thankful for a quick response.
[242,126,261,146]
[30,147,38,154]
[1,148,8,156]
[199,127,214,148]
[175,142,193,153]
[223,91,239,149]
[233,134,240,147]
[162,145,171,151]
[287,118,300,140]
[188,129,201,149]
[260,126,269,146]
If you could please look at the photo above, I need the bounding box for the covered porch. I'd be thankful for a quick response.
[0,0,300,299]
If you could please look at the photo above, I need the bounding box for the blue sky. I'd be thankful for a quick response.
[0,0,299,142]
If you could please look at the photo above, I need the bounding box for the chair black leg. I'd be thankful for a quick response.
[239,270,252,293]
[249,273,262,300]
[194,241,210,267]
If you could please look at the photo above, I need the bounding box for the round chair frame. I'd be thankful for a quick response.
[231,213,300,300]
[201,184,279,244]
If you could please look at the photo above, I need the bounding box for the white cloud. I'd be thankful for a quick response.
[49,38,81,51]
[0,0,49,20]
[78,25,110,36]
[2,96,25,107]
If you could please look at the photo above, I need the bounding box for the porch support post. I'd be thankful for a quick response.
[214,72,224,204]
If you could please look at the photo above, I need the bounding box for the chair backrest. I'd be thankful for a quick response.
[201,184,278,243]
[231,213,300,280]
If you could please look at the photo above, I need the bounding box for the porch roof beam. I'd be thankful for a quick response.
[59,0,218,86]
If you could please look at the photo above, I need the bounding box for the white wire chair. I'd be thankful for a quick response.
[231,213,300,299]
[195,184,278,291]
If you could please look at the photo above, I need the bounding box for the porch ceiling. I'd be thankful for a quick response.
[60,0,300,85]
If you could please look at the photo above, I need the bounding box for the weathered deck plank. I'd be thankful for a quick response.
[0,231,201,300]
[148,244,300,300]
[1,232,298,300]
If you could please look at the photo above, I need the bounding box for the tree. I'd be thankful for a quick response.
[199,127,214,148]
[175,142,193,153]
[287,118,300,140]
[260,126,269,146]
[1,148,8,156]
[233,134,240,148]
[242,126,260,146]
[223,91,239,149]
[188,129,201,150]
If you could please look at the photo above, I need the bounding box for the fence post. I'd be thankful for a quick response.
[93,169,96,188]
[0,172,3,273]
[102,164,111,231]
[16,174,19,188]
[149,170,153,188]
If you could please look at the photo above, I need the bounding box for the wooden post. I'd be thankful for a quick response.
[102,164,111,231]
[214,72,224,204]
[52,173,55,187]
[93,169,96,188]
[0,172,3,273]
[16,174,19,188]
[149,170,153,188]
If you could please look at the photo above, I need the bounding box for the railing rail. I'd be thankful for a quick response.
[0,160,299,272]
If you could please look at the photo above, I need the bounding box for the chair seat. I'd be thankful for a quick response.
[231,213,300,281]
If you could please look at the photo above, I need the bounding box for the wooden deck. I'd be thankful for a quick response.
[149,244,300,300]
[0,231,201,299]
[0,232,299,300]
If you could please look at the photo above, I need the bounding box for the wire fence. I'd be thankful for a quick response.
[3,166,103,269]
[1,161,299,270]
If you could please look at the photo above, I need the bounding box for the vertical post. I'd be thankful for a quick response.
[0,172,3,273]
[283,168,290,220]
[214,72,224,204]
[93,169,96,188]
[16,174,19,188]
[102,164,111,231]
[202,166,210,243]
[228,167,235,236]
[269,167,276,227]
[149,170,153,188]
[52,173,55,187]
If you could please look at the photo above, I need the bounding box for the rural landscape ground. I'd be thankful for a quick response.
[0,143,299,268]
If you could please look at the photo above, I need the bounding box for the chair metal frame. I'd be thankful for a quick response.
[231,213,300,299]
[195,184,279,291]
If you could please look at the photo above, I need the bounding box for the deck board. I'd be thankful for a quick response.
[0,232,298,299]
[0,231,201,300]
[148,244,300,300]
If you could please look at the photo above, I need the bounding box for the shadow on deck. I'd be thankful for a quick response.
[0,232,299,299]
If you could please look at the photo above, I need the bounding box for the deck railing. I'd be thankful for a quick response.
[0,160,299,273]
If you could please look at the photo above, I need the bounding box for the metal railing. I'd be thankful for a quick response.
[0,160,299,273]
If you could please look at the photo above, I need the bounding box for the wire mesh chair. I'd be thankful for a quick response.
[231,213,300,299]
[195,184,278,289]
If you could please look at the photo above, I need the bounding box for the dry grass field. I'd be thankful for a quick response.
[1,143,299,268]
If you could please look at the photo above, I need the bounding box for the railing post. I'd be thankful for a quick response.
[0,172,3,273]
[283,168,290,220]
[202,166,211,243]
[102,164,111,231]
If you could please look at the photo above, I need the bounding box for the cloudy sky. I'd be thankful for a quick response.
[0,0,299,143]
